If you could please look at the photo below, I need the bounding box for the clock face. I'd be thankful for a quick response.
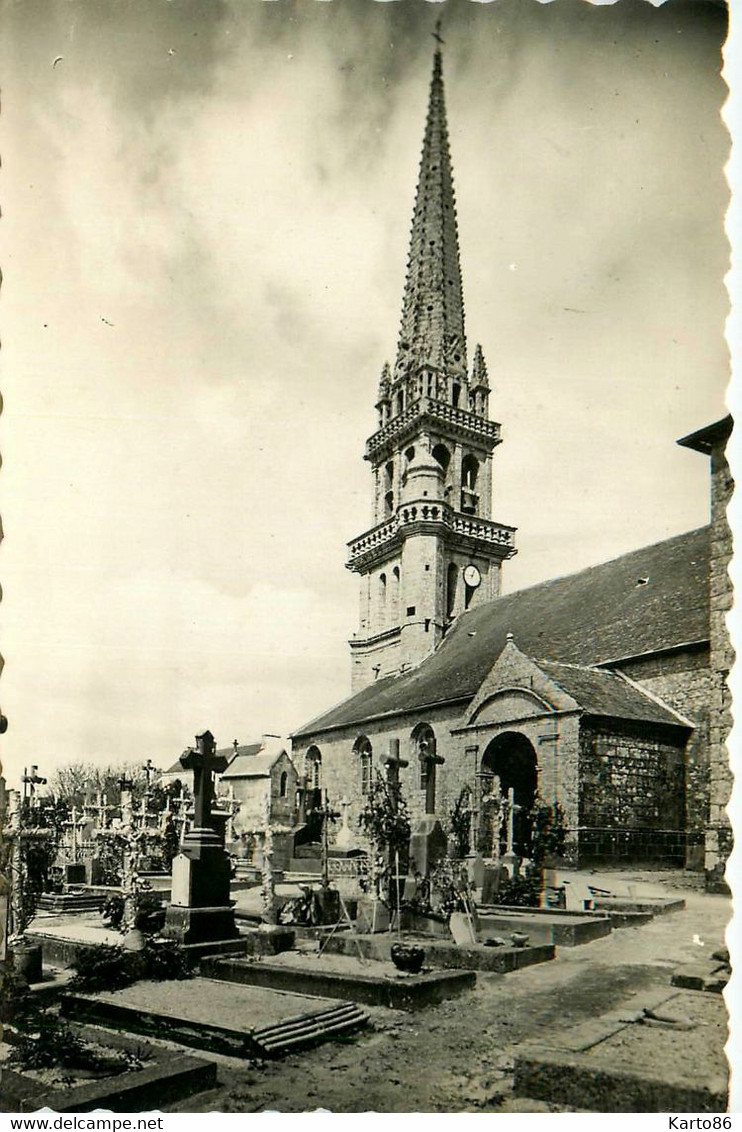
[463,564,481,589]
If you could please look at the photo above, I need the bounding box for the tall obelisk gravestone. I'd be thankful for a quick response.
[163,730,239,945]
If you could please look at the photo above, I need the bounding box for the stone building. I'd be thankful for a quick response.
[292,46,732,886]
[216,736,297,835]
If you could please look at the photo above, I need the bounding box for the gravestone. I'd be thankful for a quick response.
[163,731,239,945]
[63,863,87,886]
[409,817,447,877]
[481,862,506,905]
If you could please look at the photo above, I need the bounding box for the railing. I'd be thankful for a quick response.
[366,397,500,459]
[347,501,516,567]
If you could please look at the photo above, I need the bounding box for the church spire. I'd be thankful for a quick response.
[394,38,467,383]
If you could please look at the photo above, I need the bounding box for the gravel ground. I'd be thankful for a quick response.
[161,879,731,1113]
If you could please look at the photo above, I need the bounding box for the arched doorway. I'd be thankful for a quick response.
[478,732,538,858]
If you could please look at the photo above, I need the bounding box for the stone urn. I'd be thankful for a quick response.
[390,942,425,975]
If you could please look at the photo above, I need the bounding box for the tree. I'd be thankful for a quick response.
[49,760,150,807]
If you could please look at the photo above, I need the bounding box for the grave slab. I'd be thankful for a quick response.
[476,906,612,947]
[513,989,728,1112]
[323,931,555,972]
[592,896,685,916]
[202,952,475,1011]
[671,959,730,994]
[0,1031,215,1114]
[61,977,368,1059]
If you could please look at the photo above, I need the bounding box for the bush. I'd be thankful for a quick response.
[101,894,125,931]
[10,1004,141,1075]
[448,786,472,858]
[69,939,193,993]
[497,866,542,907]
[69,945,140,993]
[141,938,192,982]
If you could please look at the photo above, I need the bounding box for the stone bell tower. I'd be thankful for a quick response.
[346,41,517,693]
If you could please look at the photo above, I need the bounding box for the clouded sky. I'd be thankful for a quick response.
[0,0,730,783]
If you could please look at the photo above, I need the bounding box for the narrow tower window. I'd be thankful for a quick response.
[446,562,458,619]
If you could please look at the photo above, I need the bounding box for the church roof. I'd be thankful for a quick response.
[292,525,709,738]
[394,44,467,381]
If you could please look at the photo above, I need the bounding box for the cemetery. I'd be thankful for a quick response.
[0,730,730,1113]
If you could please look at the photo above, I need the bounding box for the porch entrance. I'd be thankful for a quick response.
[478,732,538,858]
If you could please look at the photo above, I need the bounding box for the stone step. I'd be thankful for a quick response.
[37,894,105,914]
[253,1001,367,1056]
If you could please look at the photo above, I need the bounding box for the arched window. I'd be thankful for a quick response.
[379,572,387,623]
[462,454,479,490]
[384,491,394,519]
[432,443,451,474]
[452,383,461,408]
[353,736,373,795]
[411,723,439,815]
[396,389,405,415]
[279,770,288,798]
[305,746,322,791]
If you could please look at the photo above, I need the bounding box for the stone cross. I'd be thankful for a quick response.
[335,797,354,850]
[384,738,408,787]
[314,792,340,888]
[119,780,134,830]
[502,786,521,877]
[179,730,228,831]
[505,787,516,856]
[64,805,83,863]
[159,792,172,833]
[21,765,47,806]
[225,784,239,842]
[143,758,155,790]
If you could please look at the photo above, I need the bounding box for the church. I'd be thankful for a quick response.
[291,45,732,892]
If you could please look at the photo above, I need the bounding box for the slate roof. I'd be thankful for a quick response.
[535,660,690,729]
[222,750,289,779]
[161,742,262,777]
[293,526,709,738]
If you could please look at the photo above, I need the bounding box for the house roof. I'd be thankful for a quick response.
[222,750,291,779]
[161,742,262,777]
[293,525,709,738]
[535,660,691,729]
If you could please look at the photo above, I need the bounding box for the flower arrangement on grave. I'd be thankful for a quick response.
[357,771,411,905]
[93,829,129,886]
[496,797,568,907]
[427,856,470,916]
[480,789,508,859]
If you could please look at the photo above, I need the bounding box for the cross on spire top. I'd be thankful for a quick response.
[432,18,444,46]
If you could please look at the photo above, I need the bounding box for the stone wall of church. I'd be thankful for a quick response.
[577,718,687,865]
[614,646,709,870]
[292,706,582,861]
[706,430,734,891]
